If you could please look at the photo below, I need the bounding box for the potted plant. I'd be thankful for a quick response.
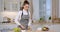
[49,16,51,22]
[13,28,21,32]
[2,17,11,23]
[42,27,49,31]
[7,17,11,23]
[39,17,44,23]
[49,16,51,20]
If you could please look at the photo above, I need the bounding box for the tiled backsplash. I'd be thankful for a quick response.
[0,11,18,22]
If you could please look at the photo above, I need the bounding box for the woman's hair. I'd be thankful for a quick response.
[20,0,29,10]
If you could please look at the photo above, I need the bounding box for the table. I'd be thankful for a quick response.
[36,30,55,32]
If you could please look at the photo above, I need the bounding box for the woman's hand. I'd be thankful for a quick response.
[18,25,25,30]
[21,25,25,29]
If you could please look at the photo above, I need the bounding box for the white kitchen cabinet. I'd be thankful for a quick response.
[4,0,20,11]
[0,0,20,12]
[0,0,4,12]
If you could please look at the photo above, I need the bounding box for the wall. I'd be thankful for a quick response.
[52,0,59,18]
[0,11,18,22]
[0,0,2,11]
[59,0,60,18]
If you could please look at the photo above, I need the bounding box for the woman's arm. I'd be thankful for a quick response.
[28,11,32,26]
[15,11,22,25]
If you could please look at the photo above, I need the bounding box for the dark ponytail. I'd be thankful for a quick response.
[20,7,24,10]
[20,0,29,10]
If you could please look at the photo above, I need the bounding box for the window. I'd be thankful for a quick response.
[39,0,46,19]
[39,0,51,20]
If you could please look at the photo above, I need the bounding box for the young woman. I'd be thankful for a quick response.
[15,0,32,32]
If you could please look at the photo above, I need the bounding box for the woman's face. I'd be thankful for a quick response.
[23,4,29,10]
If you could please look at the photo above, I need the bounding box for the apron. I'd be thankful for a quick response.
[19,11,29,30]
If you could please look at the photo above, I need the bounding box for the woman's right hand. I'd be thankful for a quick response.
[18,25,25,30]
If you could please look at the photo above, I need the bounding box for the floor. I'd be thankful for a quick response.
[0,23,60,32]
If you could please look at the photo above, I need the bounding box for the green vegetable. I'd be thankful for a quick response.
[13,28,21,32]
[39,17,44,22]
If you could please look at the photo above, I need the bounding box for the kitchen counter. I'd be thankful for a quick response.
[0,23,17,31]
[0,23,60,32]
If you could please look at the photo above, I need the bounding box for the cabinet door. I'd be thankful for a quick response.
[0,12,3,22]
[0,0,4,12]
[4,0,20,11]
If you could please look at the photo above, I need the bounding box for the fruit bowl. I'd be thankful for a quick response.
[42,27,49,31]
